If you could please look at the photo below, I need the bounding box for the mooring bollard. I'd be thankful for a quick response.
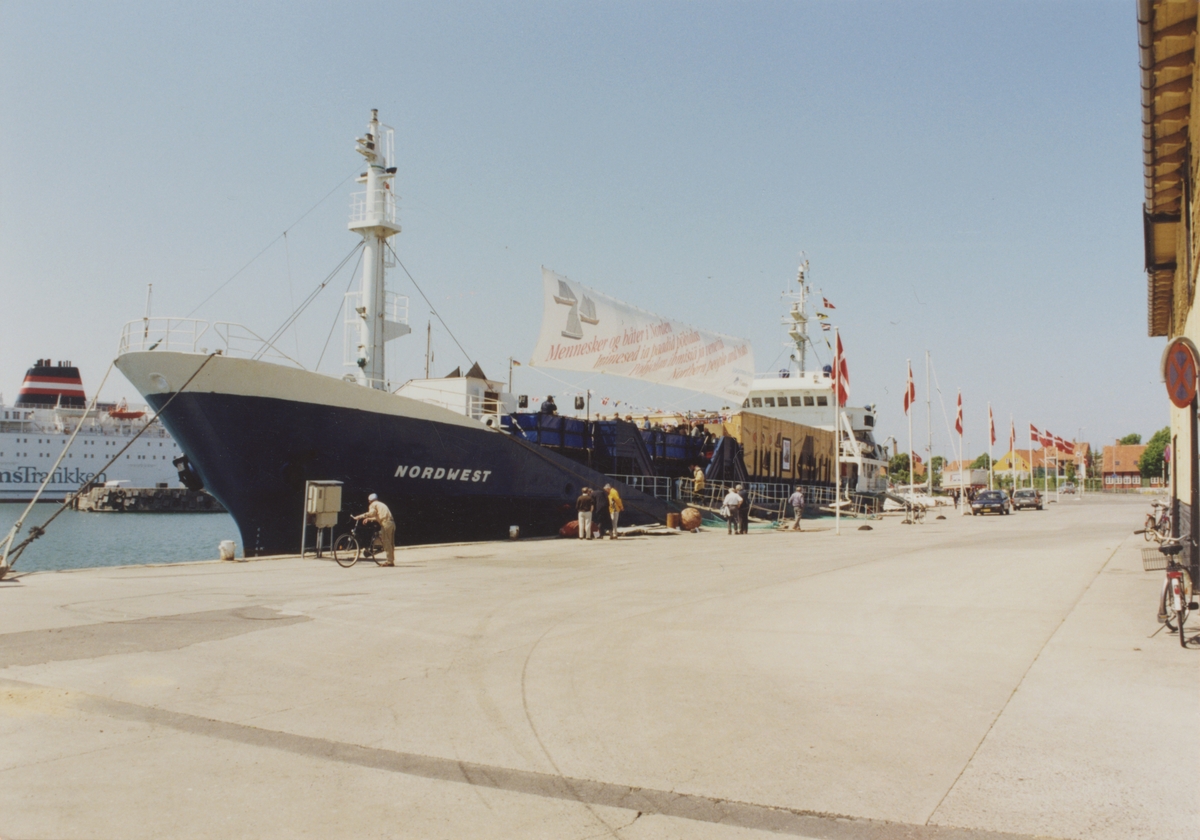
[218,540,236,561]
[508,526,520,540]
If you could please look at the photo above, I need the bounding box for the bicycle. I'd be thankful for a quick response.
[332,519,386,568]
[1139,500,1171,542]
[1154,537,1198,648]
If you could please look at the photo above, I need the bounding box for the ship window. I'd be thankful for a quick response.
[790,396,803,406]
[764,397,775,407]
[864,415,874,427]
[751,398,762,407]
[816,396,828,406]
[742,399,749,408]
[804,396,815,406]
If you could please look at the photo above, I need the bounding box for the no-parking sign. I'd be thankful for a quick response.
[1163,338,1200,408]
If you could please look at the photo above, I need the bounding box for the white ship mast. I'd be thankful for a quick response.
[783,257,811,375]
[348,109,410,389]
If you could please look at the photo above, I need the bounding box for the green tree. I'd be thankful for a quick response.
[889,452,911,484]
[1140,426,1171,478]
[970,453,991,469]
[930,455,945,488]
[1119,433,1142,445]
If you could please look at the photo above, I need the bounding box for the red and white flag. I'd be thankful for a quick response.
[988,405,996,446]
[834,333,849,406]
[1009,419,1015,453]
[1029,423,1039,444]
[903,362,916,415]
[955,391,963,436]
[1041,429,1055,448]
[823,297,836,309]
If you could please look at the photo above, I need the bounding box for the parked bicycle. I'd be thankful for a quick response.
[1154,537,1197,648]
[333,519,386,568]
[1138,500,1171,542]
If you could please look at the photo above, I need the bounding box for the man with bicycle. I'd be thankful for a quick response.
[354,493,395,565]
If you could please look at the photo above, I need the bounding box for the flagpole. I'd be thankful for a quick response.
[988,402,994,491]
[907,358,914,495]
[958,391,967,516]
[1030,423,1036,492]
[835,327,841,536]
[925,350,932,495]
[1009,414,1015,489]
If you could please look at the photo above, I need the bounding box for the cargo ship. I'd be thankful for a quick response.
[114,111,679,555]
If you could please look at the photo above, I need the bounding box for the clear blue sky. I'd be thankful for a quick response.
[0,1,1159,459]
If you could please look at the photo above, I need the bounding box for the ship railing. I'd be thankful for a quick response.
[677,478,881,519]
[118,319,305,368]
[753,370,831,380]
[605,474,675,501]
[393,389,505,423]
[349,187,397,225]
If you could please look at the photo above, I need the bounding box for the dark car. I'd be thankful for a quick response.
[1012,488,1043,510]
[971,490,1011,515]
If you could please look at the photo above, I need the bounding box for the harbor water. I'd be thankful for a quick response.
[1,503,239,573]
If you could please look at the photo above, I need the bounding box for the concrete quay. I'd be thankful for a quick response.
[0,494,1195,839]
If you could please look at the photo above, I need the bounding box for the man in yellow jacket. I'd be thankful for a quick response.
[604,483,624,540]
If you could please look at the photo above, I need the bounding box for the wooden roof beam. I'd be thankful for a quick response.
[1152,75,1194,97]
[1153,50,1195,74]
[1152,16,1197,42]
[1151,103,1192,127]
[1155,127,1190,149]
[1156,147,1189,167]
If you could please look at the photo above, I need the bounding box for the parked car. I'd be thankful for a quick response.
[1012,488,1043,510]
[1060,482,1076,494]
[971,489,1012,515]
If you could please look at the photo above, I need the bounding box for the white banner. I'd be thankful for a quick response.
[529,268,755,401]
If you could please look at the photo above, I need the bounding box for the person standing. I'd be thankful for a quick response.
[736,484,750,534]
[355,492,395,565]
[576,488,595,539]
[692,464,706,503]
[540,395,558,415]
[605,483,624,539]
[593,481,611,537]
[788,486,805,531]
[722,487,742,535]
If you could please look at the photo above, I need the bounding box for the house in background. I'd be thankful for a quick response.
[994,449,1032,482]
[1102,444,1154,491]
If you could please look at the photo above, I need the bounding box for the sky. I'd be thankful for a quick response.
[0,1,1164,460]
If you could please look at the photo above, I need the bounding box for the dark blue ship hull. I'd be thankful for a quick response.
[147,392,673,556]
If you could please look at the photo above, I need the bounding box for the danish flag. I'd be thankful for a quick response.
[988,405,995,446]
[1009,419,1015,452]
[955,392,963,436]
[903,362,915,415]
[823,297,836,309]
[834,333,849,406]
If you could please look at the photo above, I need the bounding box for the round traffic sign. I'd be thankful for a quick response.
[1163,338,1199,408]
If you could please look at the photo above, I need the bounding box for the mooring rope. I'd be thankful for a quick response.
[0,352,218,577]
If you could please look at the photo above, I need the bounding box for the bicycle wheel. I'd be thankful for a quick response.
[1162,577,1180,631]
[371,537,387,566]
[1174,581,1190,647]
[1144,515,1155,541]
[333,533,359,567]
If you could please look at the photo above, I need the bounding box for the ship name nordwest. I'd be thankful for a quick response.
[393,465,492,483]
